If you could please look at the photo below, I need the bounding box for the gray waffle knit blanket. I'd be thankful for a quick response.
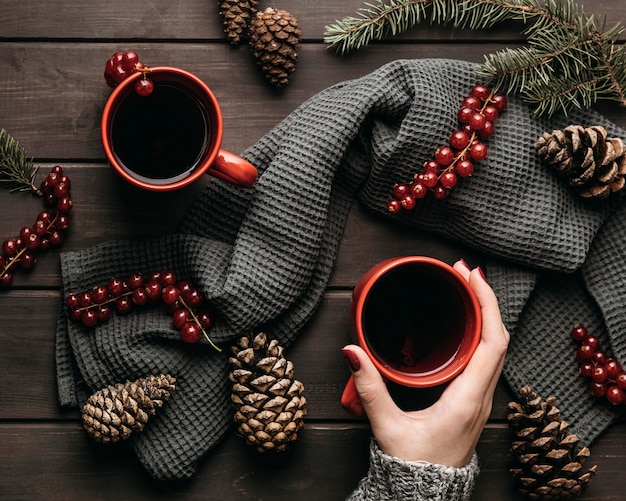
[56,58,625,480]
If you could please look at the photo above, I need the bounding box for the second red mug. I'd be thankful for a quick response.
[101,66,258,191]
[341,256,482,416]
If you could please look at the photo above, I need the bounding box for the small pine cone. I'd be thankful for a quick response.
[82,374,176,444]
[535,124,626,199]
[229,332,307,452]
[248,7,302,87]
[507,386,597,500]
[218,0,258,45]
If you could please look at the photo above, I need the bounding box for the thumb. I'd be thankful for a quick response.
[342,345,398,420]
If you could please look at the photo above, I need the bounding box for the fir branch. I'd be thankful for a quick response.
[0,129,40,194]
[324,0,626,116]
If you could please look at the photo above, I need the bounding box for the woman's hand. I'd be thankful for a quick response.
[342,260,510,467]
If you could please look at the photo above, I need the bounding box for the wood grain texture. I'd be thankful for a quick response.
[1,1,626,499]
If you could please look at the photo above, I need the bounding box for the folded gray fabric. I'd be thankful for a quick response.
[56,58,625,480]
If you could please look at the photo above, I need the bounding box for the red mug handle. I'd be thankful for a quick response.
[210,149,258,188]
[341,375,365,417]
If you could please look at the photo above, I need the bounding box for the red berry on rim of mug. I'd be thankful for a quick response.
[135,78,154,97]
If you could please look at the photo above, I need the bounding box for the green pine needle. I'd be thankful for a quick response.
[324,0,626,117]
[0,129,40,194]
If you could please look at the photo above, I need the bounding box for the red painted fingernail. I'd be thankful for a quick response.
[460,258,470,270]
[477,266,487,281]
[342,348,361,373]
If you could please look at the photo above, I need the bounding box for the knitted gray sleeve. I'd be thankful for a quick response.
[346,441,479,501]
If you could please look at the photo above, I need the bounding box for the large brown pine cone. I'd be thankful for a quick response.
[229,332,307,452]
[535,125,626,199]
[82,374,176,444]
[248,7,302,87]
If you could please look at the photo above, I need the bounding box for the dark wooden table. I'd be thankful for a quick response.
[1,1,626,499]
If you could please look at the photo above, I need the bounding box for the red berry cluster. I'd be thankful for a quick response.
[571,323,626,406]
[66,270,221,351]
[387,85,507,212]
[104,50,154,97]
[1,166,72,288]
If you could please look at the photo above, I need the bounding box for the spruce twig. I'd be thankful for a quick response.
[324,0,626,117]
[0,129,41,194]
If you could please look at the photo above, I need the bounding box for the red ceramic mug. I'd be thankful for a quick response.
[101,66,258,191]
[341,256,482,416]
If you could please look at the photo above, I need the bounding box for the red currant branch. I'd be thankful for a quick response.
[571,323,626,406]
[104,50,154,97]
[0,166,72,288]
[387,85,507,212]
[66,270,221,351]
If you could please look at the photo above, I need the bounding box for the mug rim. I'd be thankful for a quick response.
[101,66,224,192]
[351,256,482,387]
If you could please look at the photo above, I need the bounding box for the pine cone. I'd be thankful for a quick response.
[248,7,302,87]
[507,386,597,500]
[535,124,626,199]
[229,332,307,452]
[82,374,176,444]
[218,0,258,45]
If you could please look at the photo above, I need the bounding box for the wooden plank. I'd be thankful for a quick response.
[2,0,624,42]
[0,422,624,500]
[2,43,624,161]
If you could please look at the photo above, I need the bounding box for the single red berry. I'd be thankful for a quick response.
[592,365,608,384]
[469,112,486,131]
[423,160,441,175]
[182,288,203,308]
[121,50,139,70]
[589,380,607,398]
[576,344,595,362]
[584,335,601,351]
[435,146,454,166]
[471,85,490,101]
[180,322,202,343]
[422,171,438,188]
[56,215,70,231]
[196,311,214,329]
[469,142,488,161]
[97,305,112,322]
[25,232,41,250]
[449,130,470,150]
[457,106,474,124]
[461,96,481,110]
[400,194,416,210]
[440,171,458,189]
[616,372,626,390]
[18,252,36,269]
[57,196,73,213]
[571,324,588,341]
[579,361,594,378]
[0,272,13,287]
[92,285,108,303]
[393,184,409,199]
[491,93,508,111]
[2,239,18,256]
[605,359,623,378]
[33,220,47,236]
[135,78,154,97]
[432,185,449,200]
[606,385,625,405]
[172,308,190,329]
[81,309,98,328]
[482,105,499,122]
[387,199,401,213]
[48,230,63,246]
[160,271,177,286]
[115,296,133,314]
[53,182,69,198]
[78,292,93,308]
[162,284,181,305]
[66,293,80,309]
[455,160,474,178]
[131,287,148,306]
[409,181,427,199]
[127,272,145,290]
[592,350,607,365]
[107,277,125,296]
[145,280,162,300]
[477,121,494,139]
